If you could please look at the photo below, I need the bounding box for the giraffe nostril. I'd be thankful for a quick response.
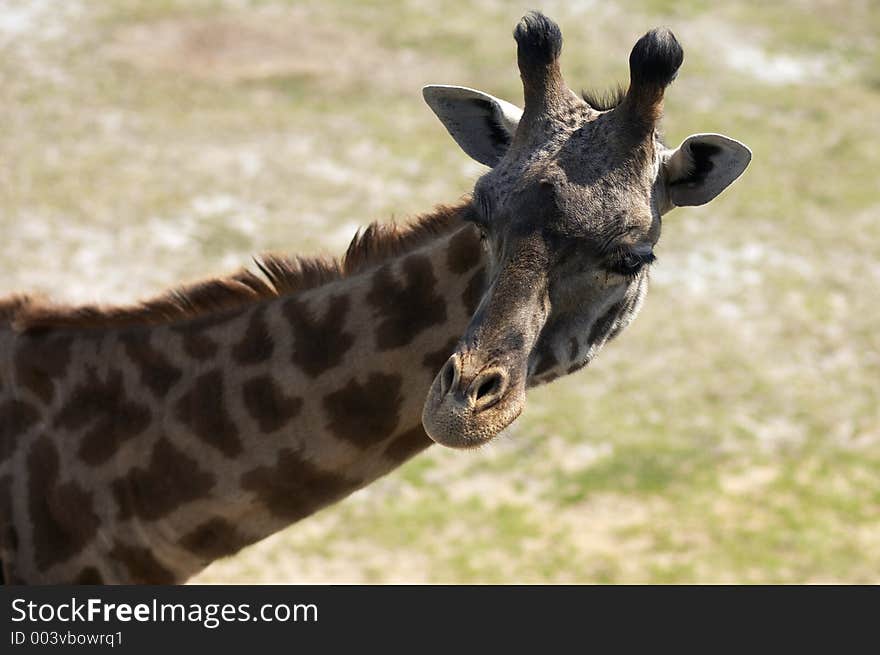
[475,375,500,401]
[469,369,507,411]
[439,354,461,397]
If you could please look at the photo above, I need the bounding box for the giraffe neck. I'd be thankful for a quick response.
[0,205,488,584]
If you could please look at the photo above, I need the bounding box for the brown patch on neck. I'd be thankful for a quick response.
[73,567,104,585]
[367,254,447,351]
[54,368,152,466]
[231,306,274,365]
[423,337,460,374]
[109,541,176,584]
[121,334,183,398]
[284,294,355,378]
[323,373,404,447]
[111,437,216,522]
[241,449,357,521]
[179,518,253,561]
[27,437,101,570]
[462,266,487,316]
[383,426,433,463]
[7,201,475,333]
[241,374,303,433]
[13,335,74,405]
[0,400,40,463]
[175,369,243,458]
[0,474,15,581]
[446,225,482,274]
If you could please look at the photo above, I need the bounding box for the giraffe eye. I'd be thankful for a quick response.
[465,216,489,244]
[607,249,655,277]
[473,190,493,222]
[468,196,491,242]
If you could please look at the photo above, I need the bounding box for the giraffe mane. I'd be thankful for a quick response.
[4,200,474,333]
[580,85,627,112]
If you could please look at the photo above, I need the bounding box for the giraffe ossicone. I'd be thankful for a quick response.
[0,13,750,584]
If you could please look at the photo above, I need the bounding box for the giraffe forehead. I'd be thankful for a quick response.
[482,112,615,189]
[478,121,660,241]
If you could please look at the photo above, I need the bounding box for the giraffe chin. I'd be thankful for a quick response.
[421,375,526,449]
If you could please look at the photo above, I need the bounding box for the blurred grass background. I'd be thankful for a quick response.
[1,0,878,583]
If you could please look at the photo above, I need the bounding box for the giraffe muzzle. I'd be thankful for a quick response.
[422,351,527,449]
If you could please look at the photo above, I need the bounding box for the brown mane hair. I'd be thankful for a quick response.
[5,200,474,333]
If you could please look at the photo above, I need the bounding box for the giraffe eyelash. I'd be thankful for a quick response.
[471,192,493,224]
[606,249,656,277]
[468,196,492,241]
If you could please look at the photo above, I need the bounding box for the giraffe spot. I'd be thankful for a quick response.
[0,474,14,563]
[383,426,433,463]
[422,337,460,374]
[109,541,175,584]
[175,370,242,457]
[241,374,303,433]
[27,436,100,569]
[0,399,40,463]
[171,312,236,361]
[53,369,152,466]
[74,567,104,585]
[179,518,253,561]
[178,331,218,360]
[241,449,356,521]
[283,295,354,378]
[232,306,274,365]
[111,437,216,522]
[446,226,482,274]
[4,524,17,552]
[122,334,183,398]
[323,373,403,447]
[367,254,447,351]
[462,266,487,316]
[0,475,11,517]
[13,335,72,405]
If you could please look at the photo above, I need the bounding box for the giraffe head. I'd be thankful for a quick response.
[421,13,751,448]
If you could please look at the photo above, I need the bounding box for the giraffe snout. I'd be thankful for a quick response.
[422,351,525,449]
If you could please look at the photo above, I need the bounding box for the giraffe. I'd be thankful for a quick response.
[0,13,750,584]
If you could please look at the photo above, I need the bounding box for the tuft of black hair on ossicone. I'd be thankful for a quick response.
[514,11,563,66]
[629,27,683,88]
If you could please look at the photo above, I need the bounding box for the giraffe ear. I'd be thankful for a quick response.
[663,133,752,207]
[423,85,522,167]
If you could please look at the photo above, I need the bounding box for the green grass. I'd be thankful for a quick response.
[1,0,877,583]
